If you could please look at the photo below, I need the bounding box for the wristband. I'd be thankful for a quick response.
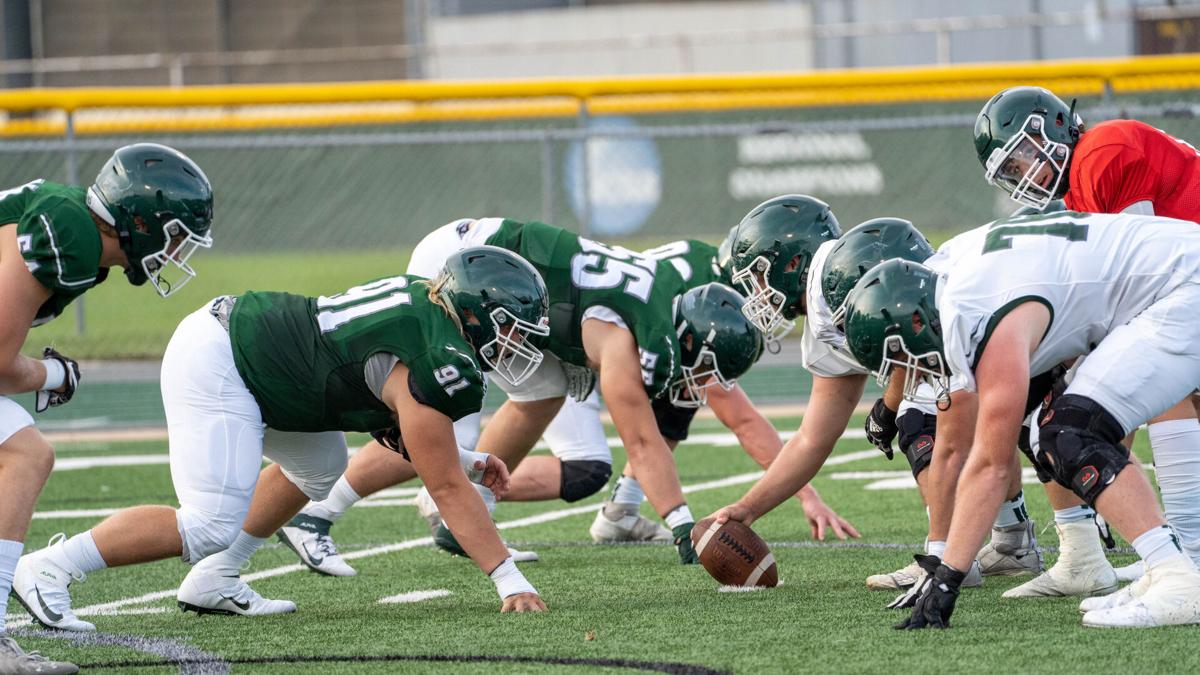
[489,556,536,599]
[664,504,693,530]
[41,358,66,391]
[459,448,490,483]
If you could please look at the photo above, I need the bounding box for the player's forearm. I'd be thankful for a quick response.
[427,477,510,573]
[924,439,970,542]
[624,436,687,516]
[942,447,1012,571]
[738,432,830,520]
[0,354,50,395]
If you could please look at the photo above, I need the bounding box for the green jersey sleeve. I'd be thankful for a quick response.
[405,346,486,422]
[3,181,104,325]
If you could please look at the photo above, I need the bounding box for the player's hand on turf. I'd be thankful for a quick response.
[711,503,755,527]
[475,454,510,500]
[800,498,861,541]
[864,398,898,459]
[673,522,699,564]
[35,347,81,413]
[894,555,964,629]
[501,592,547,613]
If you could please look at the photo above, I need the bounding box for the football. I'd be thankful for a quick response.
[691,517,778,588]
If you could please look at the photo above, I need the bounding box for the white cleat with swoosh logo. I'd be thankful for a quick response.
[11,534,95,632]
[176,569,297,617]
[277,515,357,577]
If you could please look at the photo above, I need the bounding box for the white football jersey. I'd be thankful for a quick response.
[930,211,1200,392]
[801,240,866,378]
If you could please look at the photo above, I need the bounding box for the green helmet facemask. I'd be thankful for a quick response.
[670,283,763,408]
[843,259,949,407]
[974,86,1083,210]
[821,217,934,328]
[722,195,841,344]
[87,143,214,297]
[436,245,550,387]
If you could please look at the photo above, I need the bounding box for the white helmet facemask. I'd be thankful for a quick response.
[730,256,794,345]
[142,218,213,298]
[984,114,1070,211]
[479,307,550,387]
[874,334,951,408]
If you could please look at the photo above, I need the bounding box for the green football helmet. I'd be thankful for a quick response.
[974,86,1084,210]
[821,217,934,328]
[1011,198,1067,218]
[722,195,841,343]
[669,282,763,408]
[842,259,948,406]
[436,245,550,387]
[87,143,214,297]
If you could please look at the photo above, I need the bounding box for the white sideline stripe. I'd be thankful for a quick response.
[54,454,170,471]
[70,449,875,616]
[5,606,170,628]
[378,589,452,604]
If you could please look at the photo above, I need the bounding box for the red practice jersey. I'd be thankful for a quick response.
[1064,119,1200,222]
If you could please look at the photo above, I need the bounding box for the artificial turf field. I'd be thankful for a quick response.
[8,414,1194,675]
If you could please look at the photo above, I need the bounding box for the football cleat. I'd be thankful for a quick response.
[432,524,538,562]
[870,557,981,591]
[589,502,673,543]
[11,535,95,632]
[1003,521,1117,598]
[277,514,357,577]
[0,636,78,675]
[1082,556,1200,628]
[1079,571,1152,614]
[1114,560,1145,583]
[978,520,1044,577]
[176,569,296,616]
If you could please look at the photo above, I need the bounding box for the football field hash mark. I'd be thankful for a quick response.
[378,589,452,604]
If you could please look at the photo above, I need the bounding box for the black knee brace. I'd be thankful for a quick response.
[652,396,698,442]
[897,409,937,478]
[1037,394,1129,505]
[560,460,613,503]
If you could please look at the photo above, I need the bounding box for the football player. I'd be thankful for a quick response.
[844,210,1200,628]
[13,246,551,629]
[976,85,1200,592]
[0,143,212,674]
[708,215,1042,594]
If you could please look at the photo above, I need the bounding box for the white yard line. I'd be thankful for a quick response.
[378,590,453,604]
[5,606,171,629]
[65,447,876,617]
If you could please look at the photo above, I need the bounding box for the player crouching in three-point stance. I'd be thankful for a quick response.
[15,246,552,630]
[843,210,1200,629]
[0,143,212,674]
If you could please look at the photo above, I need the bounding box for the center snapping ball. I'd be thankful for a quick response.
[691,517,778,588]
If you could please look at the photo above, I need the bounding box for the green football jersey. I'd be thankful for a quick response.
[0,180,105,325]
[229,275,486,433]
[485,220,685,399]
[641,239,721,290]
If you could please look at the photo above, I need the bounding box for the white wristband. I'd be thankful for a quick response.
[41,358,66,391]
[459,448,490,483]
[489,556,536,599]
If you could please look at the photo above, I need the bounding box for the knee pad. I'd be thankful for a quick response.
[176,507,242,564]
[897,409,936,478]
[560,460,612,503]
[1038,394,1129,505]
[652,397,698,442]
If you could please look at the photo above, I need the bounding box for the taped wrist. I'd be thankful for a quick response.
[489,556,536,599]
[459,449,490,483]
[41,358,66,391]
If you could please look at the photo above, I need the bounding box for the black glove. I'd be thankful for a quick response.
[371,427,410,461]
[673,522,699,565]
[894,555,966,630]
[865,398,899,460]
[35,347,81,413]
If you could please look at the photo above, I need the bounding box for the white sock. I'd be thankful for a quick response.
[1132,525,1186,570]
[665,505,693,529]
[926,540,947,559]
[993,491,1029,528]
[303,476,363,523]
[1149,418,1200,565]
[62,530,108,575]
[1054,505,1096,525]
[611,476,645,506]
[196,531,267,576]
[0,539,23,634]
